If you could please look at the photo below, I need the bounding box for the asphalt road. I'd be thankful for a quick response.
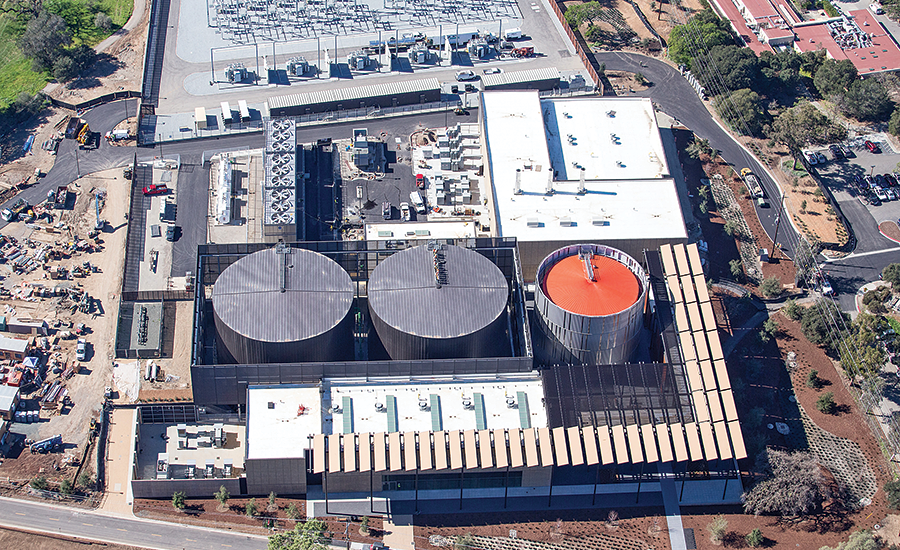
[0,496,266,550]
[593,52,801,259]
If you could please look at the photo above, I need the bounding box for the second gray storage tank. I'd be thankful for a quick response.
[212,245,354,364]
[368,243,509,360]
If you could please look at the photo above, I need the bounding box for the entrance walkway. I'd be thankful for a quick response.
[383,514,415,550]
[658,464,687,550]
[100,408,137,515]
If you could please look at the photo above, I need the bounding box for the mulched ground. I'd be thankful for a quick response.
[681,310,894,549]
[414,507,670,549]
[879,221,900,244]
[134,497,384,544]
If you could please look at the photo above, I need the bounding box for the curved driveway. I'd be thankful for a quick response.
[594,51,800,257]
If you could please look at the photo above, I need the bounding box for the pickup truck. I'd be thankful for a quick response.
[740,168,765,199]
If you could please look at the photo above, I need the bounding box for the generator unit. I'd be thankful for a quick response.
[287,56,310,76]
[225,63,249,83]
[468,39,493,59]
[347,51,373,71]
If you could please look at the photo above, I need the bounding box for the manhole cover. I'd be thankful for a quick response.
[684,527,697,550]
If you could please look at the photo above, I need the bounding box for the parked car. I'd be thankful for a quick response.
[400,202,411,222]
[382,201,391,220]
[76,339,87,361]
[455,70,478,81]
[885,173,898,187]
[842,145,855,158]
[805,151,818,165]
[166,225,177,241]
[416,174,425,189]
[815,151,827,163]
[876,174,888,187]
[887,188,898,201]
[483,67,502,75]
[142,184,169,196]
[875,187,889,201]
[829,144,844,159]
[821,281,834,296]
[865,140,881,153]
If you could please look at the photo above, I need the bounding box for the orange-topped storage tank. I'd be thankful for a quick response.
[534,244,648,365]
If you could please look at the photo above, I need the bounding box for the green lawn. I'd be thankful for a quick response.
[0,0,134,109]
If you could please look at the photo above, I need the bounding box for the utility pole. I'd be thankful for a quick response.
[770,193,785,262]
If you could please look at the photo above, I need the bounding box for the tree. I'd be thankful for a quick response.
[819,530,879,550]
[723,219,741,237]
[268,518,328,550]
[696,45,760,93]
[813,59,857,98]
[742,449,837,516]
[172,491,186,510]
[687,138,713,159]
[359,516,370,535]
[714,88,766,136]
[799,299,848,353]
[885,480,900,509]
[215,485,230,507]
[94,12,112,30]
[760,277,783,298]
[269,491,278,508]
[806,369,823,389]
[246,498,258,517]
[706,514,727,544]
[890,106,900,136]
[729,258,744,280]
[883,263,900,287]
[745,528,763,547]
[564,1,604,28]
[18,10,71,71]
[30,476,48,491]
[668,9,735,66]
[839,78,894,122]
[767,102,847,150]
[816,392,836,414]
[60,479,74,495]
[286,502,301,520]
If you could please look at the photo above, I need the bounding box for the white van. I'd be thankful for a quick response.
[870,3,885,15]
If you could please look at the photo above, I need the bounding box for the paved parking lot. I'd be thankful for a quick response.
[808,137,900,253]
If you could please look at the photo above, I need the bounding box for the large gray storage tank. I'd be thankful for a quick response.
[534,244,647,365]
[212,246,354,364]
[368,243,509,360]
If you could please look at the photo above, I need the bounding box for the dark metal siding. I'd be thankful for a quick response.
[212,247,353,364]
[368,245,509,359]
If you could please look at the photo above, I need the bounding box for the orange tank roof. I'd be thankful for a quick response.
[542,255,640,316]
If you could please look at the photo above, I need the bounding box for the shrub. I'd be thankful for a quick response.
[746,528,764,547]
[214,485,230,505]
[455,533,476,550]
[246,497,258,517]
[699,200,709,214]
[286,502,300,519]
[783,299,803,321]
[729,259,744,280]
[806,369,823,389]
[269,491,277,507]
[60,479,74,495]
[816,392,836,414]
[723,219,741,237]
[94,12,113,30]
[78,473,93,489]
[819,529,879,550]
[360,516,370,535]
[172,491,186,510]
[760,276,783,298]
[707,514,727,544]
[30,476,48,491]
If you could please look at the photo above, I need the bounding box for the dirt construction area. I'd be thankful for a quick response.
[0,167,129,483]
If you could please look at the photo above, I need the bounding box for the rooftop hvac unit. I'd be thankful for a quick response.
[347,51,371,70]
[526,218,540,228]
[559,217,574,227]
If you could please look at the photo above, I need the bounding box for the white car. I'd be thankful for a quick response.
[805,151,818,165]
[455,70,478,81]
[821,281,834,296]
[875,187,889,201]
[400,202,411,222]
[76,339,87,361]
[483,67,502,75]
